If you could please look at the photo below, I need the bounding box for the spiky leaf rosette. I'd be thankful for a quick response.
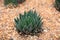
[54,0,60,11]
[14,10,43,35]
[4,0,26,7]
[4,0,18,7]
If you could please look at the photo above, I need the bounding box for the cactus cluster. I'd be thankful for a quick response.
[14,10,43,35]
[54,0,60,11]
[4,0,25,7]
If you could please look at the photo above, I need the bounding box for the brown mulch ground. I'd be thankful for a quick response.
[0,0,60,40]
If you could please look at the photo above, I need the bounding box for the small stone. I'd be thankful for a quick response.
[43,29,48,32]
[37,38,42,40]
[9,37,13,40]
[57,19,60,23]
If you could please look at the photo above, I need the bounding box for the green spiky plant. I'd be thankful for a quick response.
[14,10,43,35]
[4,0,25,7]
[4,0,18,7]
[54,0,60,11]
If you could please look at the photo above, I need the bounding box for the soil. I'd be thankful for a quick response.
[0,0,60,40]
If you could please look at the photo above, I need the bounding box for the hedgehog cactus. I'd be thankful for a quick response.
[14,10,43,35]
